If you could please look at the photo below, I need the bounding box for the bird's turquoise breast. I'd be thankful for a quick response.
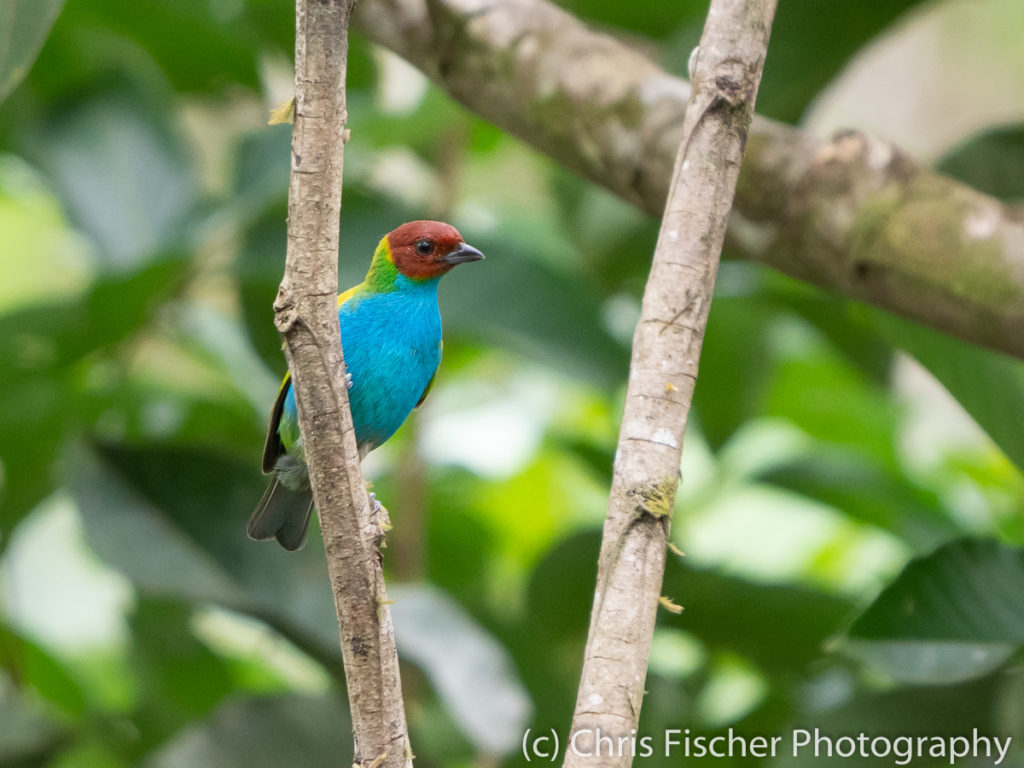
[280,276,442,456]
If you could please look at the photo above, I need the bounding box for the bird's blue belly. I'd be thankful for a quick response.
[282,286,442,455]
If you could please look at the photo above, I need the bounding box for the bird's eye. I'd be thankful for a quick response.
[415,239,433,255]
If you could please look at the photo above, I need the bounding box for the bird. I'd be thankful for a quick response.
[248,220,484,550]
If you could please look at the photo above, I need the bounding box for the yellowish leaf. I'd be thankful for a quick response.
[268,97,295,125]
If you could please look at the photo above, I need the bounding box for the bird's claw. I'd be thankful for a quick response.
[367,491,392,543]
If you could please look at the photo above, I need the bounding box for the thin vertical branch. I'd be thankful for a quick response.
[563,1,777,765]
[275,1,411,766]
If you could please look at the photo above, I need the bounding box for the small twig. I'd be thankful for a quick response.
[562,2,777,766]
[277,1,411,766]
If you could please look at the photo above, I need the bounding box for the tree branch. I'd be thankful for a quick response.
[561,2,776,765]
[277,1,410,766]
[355,0,1024,360]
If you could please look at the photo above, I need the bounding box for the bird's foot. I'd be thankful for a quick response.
[367,491,393,548]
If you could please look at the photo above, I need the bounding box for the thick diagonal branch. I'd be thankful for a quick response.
[355,0,1024,360]
[562,2,777,766]
[276,1,410,766]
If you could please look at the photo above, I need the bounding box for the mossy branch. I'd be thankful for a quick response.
[356,0,1024,360]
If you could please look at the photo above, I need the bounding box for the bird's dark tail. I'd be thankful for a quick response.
[247,477,314,551]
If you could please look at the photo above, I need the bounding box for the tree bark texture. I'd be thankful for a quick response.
[562,2,777,766]
[355,0,1024,361]
[276,1,411,766]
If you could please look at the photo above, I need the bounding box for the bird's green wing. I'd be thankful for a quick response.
[262,287,359,474]
[416,369,437,408]
[261,373,291,474]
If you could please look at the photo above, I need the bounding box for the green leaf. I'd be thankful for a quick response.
[556,0,706,45]
[235,202,289,373]
[873,312,1024,472]
[757,448,958,549]
[0,676,66,764]
[548,165,659,292]
[0,0,64,103]
[692,291,779,450]
[142,694,352,768]
[73,448,248,608]
[230,129,291,227]
[80,445,537,752]
[390,584,532,757]
[774,281,893,384]
[661,556,854,675]
[755,0,929,122]
[128,600,236,751]
[444,223,628,389]
[0,622,87,716]
[39,0,262,94]
[82,444,346,672]
[938,124,1024,202]
[771,678,1001,768]
[31,87,198,268]
[354,88,474,156]
[0,150,90,315]
[40,739,129,768]
[0,370,69,536]
[526,530,599,644]
[843,537,1024,684]
[762,335,899,467]
[0,255,188,535]
[527,530,853,676]
[422,470,499,607]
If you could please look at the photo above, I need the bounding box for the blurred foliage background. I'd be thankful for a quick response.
[1,0,1024,766]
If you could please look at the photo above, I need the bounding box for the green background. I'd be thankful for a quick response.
[1,0,1023,765]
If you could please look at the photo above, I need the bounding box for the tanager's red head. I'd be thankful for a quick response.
[386,220,484,279]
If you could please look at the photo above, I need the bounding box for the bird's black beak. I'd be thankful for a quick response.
[443,242,485,265]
